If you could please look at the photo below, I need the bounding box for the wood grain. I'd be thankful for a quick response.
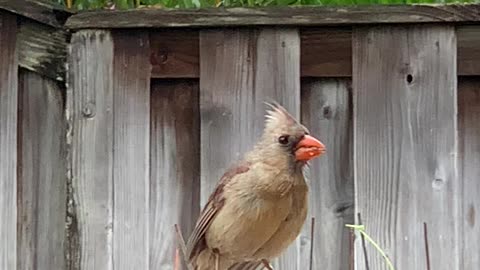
[0,11,18,270]
[199,27,301,268]
[301,28,352,77]
[66,4,480,29]
[458,77,480,270]
[17,19,68,81]
[300,78,353,270]
[17,70,66,270]
[199,28,255,205]
[148,26,480,78]
[150,30,199,78]
[150,79,200,270]
[150,28,350,78]
[112,31,151,270]
[67,30,114,270]
[353,25,459,270]
[0,0,71,28]
[457,26,480,76]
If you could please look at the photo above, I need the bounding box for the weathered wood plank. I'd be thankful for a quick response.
[17,70,66,270]
[67,30,114,270]
[112,31,151,270]
[0,11,18,270]
[199,27,301,268]
[0,0,71,28]
[301,26,480,77]
[199,29,255,205]
[458,77,480,270]
[66,4,480,29]
[150,79,200,270]
[457,26,480,76]
[150,30,199,78]
[353,25,459,269]
[17,19,68,81]
[150,28,350,78]
[300,78,353,270]
[148,26,480,78]
[301,28,352,77]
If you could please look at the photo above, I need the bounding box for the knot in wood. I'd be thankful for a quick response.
[322,105,332,119]
[159,52,168,64]
[432,178,445,190]
[334,202,352,216]
[299,235,310,246]
[82,103,96,118]
[151,51,168,65]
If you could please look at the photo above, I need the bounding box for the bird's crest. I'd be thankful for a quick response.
[263,101,298,131]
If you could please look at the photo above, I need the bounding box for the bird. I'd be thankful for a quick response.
[185,102,326,270]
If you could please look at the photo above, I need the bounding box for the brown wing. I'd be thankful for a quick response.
[186,161,251,261]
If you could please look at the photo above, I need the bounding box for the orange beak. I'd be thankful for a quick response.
[295,135,326,161]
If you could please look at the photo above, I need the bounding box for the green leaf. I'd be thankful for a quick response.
[346,224,396,270]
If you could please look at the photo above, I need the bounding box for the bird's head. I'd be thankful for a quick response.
[254,102,326,165]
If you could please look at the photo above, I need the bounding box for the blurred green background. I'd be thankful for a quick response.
[51,0,480,11]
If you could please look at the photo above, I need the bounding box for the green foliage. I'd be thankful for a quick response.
[55,0,480,10]
[346,224,396,270]
[63,0,109,10]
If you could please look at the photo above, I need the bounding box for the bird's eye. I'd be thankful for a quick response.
[278,135,289,145]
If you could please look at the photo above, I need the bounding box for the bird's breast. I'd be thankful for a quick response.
[205,188,293,261]
[252,184,309,260]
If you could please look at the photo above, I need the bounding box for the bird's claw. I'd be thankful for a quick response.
[261,259,274,270]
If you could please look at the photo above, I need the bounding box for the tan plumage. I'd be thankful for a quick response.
[186,102,326,270]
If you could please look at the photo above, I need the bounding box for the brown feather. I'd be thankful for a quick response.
[186,162,251,261]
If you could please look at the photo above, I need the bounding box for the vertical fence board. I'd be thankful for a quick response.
[18,70,66,270]
[300,78,353,270]
[199,27,301,268]
[67,30,114,270]
[112,31,151,270]
[150,80,200,270]
[150,30,199,78]
[353,25,459,269]
[199,29,255,205]
[301,28,352,77]
[457,26,480,76]
[0,11,17,270]
[459,78,480,270]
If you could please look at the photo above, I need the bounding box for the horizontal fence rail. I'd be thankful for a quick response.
[64,5,480,29]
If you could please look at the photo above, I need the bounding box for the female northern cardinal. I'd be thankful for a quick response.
[186,102,326,270]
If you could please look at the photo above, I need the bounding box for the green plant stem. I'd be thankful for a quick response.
[346,224,396,270]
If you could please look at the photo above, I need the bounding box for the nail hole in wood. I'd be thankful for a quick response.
[406,74,413,84]
[323,106,332,119]
[82,103,95,118]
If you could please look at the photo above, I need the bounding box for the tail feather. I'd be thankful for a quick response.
[190,248,236,270]
[229,261,264,270]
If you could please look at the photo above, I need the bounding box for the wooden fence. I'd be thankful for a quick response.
[1,1,480,269]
